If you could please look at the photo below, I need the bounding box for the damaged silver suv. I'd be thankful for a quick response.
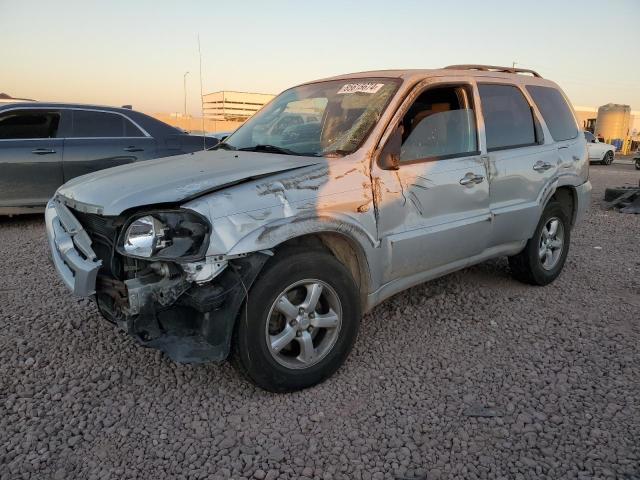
[46,65,591,392]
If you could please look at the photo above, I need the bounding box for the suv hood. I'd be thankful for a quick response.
[57,150,322,216]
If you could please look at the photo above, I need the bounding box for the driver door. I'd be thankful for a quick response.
[373,80,491,283]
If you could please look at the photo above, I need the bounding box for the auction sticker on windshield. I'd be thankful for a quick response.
[337,82,384,94]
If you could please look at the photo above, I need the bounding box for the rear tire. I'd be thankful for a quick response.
[508,201,571,286]
[635,158,640,170]
[232,248,360,392]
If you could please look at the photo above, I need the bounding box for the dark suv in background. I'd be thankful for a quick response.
[0,103,218,214]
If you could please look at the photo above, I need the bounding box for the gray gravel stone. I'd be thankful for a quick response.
[0,164,638,478]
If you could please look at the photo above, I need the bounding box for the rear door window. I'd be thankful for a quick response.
[526,85,578,142]
[72,110,144,138]
[478,84,536,151]
[0,110,61,139]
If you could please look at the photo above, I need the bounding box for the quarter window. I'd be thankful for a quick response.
[399,85,478,162]
[584,131,596,143]
[526,85,578,142]
[478,84,536,151]
[0,110,60,139]
[72,110,144,138]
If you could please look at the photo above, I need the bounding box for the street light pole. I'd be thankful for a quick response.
[183,71,190,118]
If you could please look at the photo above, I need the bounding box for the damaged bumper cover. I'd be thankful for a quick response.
[46,198,269,363]
[45,198,102,296]
[103,254,269,363]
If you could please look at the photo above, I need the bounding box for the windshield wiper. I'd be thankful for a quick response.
[207,142,237,151]
[237,144,299,155]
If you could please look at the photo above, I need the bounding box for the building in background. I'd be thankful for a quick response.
[146,112,246,135]
[148,91,275,135]
[202,91,275,121]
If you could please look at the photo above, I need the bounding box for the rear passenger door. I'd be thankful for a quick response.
[478,82,556,247]
[62,109,156,181]
[0,108,64,208]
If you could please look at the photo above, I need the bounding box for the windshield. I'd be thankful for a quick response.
[222,78,400,157]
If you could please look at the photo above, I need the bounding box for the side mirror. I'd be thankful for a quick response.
[378,125,402,171]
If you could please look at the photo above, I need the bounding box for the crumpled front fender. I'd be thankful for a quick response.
[223,213,378,256]
[182,159,378,258]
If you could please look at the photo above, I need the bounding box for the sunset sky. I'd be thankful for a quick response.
[2,0,639,114]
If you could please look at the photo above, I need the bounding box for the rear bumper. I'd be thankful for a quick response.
[45,198,102,297]
[574,180,592,226]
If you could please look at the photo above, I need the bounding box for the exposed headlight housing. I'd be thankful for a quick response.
[117,210,210,262]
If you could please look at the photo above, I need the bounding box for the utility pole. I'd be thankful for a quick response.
[197,34,205,146]
[183,71,190,118]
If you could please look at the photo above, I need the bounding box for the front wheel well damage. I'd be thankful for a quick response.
[270,233,371,310]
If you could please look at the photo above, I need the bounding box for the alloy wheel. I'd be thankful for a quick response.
[265,279,342,369]
[538,217,565,270]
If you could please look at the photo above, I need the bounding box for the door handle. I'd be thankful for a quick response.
[31,148,56,155]
[533,161,552,172]
[123,146,144,152]
[459,173,484,186]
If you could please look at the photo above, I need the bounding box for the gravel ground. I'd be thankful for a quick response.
[1,164,639,480]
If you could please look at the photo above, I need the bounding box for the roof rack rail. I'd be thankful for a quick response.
[444,64,542,78]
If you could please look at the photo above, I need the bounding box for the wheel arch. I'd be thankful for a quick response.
[601,148,614,161]
[548,185,577,228]
[274,232,372,310]
[224,216,376,311]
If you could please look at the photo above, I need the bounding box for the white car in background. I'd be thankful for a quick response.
[584,131,615,165]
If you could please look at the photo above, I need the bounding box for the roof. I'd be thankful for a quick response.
[299,66,559,90]
[0,101,137,113]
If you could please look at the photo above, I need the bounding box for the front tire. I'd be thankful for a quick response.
[635,158,640,170]
[602,151,614,165]
[232,248,360,392]
[508,201,571,286]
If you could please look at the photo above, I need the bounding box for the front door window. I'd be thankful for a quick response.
[0,110,60,139]
[399,85,478,163]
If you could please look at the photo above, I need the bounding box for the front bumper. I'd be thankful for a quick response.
[46,197,271,364]
[574,180,592,226]
[45,198,102,296]
[97,253,270,364]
